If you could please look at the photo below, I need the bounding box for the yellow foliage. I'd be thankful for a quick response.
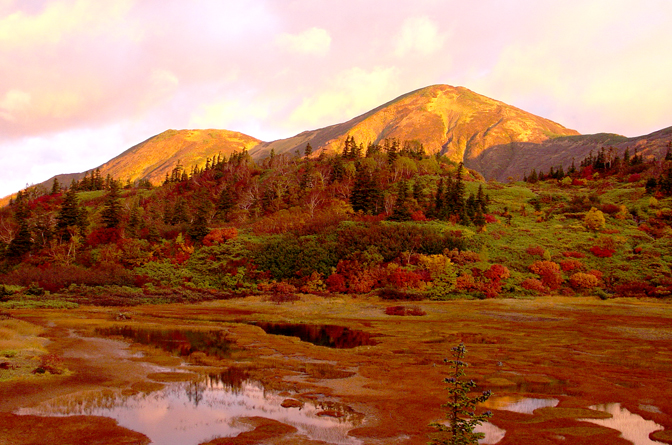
[418,254,451,279]
[584,207,605,231]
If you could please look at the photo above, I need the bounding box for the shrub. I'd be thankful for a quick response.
[529,261,562,290]
[590,246,615,258]
[560,260,584,272]
[521,278,545,293]
[326,273,347,293]
[526,245,546,257]
[569,273,599,289]
[378,287,425,301]
[584,207,606,231]
[202,227,238,246]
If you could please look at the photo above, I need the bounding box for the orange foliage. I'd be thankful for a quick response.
[202,227,238,246]
[529,261,562,290]
[569,272,599,289]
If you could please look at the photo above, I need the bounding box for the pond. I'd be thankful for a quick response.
[580,403,666,445]
[250,322,378,348]
[482,395,559,414]
[95,326,236,358]
[17,370,363,445]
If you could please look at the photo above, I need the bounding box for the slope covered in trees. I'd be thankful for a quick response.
[2,137,672,306]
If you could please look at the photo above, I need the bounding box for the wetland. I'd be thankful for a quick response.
[1,295,671,445]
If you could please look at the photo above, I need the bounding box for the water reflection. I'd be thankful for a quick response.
[251,322,378,348]
[95,326,235,358]
[474,421,506,444]
[17,371,362,445]
[482,396,559,414]
[580,403,666,445]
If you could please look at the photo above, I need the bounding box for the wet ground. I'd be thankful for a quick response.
[1,295,671,445]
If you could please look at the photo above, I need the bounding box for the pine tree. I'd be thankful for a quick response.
[6,201,33,259]
[350,164,381,214]
[476,185,487,214]
[305,143,313,158]
[430,344,492,445]
[100,180,122,229]
[188,202,211,243]
[56,187,84,241]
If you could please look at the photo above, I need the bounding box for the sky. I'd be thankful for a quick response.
[2,0,672,197]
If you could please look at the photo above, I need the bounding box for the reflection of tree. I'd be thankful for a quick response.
[207,368,249,394]
[253,322,377,349]
[185,380,204,407]
[95,327,234,358]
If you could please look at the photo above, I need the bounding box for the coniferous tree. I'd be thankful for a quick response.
[56,187,85,241]
[350,164,381,214]
[304,143,313,158]
[217,185,235,220]
[453,163,468,223]
[188,202,211,243]
[6,201,32,259]
[430,344,492,445]
[476,185,488,214]
[51,177,61,195]
[389,180,412,221]
[100,180,122,229]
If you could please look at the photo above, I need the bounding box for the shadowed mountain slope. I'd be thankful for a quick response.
[471,126,672,181]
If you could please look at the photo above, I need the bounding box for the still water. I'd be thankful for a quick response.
[17,372,363,445]
[580,403,666,445]
[251,322,379,348]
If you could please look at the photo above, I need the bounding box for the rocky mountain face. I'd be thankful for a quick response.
[250,84,580,164]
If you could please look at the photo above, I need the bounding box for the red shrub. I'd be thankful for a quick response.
[587,269,603,281]
[572,178,586,186]
[326,273,347,293]
[569,272,599,289]
[628,173,641,183]
[202,227,238,246]
[455,273,476,291]
[529,261,563,290]
[410,210,428,221]
[614,281,656,298]
[484,264,510,282]
[526,245,546,257]
[560,260,584,272]
[590,246,615,258]
[387,268,423,290]
[521,278,545,292]
[600,204,620,215]
[484,214,498,223]
[86,228,122,247]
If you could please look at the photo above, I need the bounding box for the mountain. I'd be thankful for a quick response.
[250,84,580,163]
[471,126,672,181]
[46,129,260,189]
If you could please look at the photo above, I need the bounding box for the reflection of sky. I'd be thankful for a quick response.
[17,380,362,445]
[580,404,666,445]
[482,396,559,414]
[474,421,506,444]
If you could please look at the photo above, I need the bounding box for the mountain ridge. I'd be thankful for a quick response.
[3,84,672,205]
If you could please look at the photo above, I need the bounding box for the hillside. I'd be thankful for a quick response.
[250,84,579,164]
[471,125,672,181]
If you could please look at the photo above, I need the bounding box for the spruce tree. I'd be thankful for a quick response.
[100,180,122,229]
[430,344,492,445]
[389,180,412,221]
[217,185,235,220]
[56,187,83,241]
[51,177,60,195]
[305,143,313,158]
[7,201,32,259]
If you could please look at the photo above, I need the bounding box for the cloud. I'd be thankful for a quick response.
[275,27,331,56]
[0,0,137,49]
[289,66,399,128]
[394,16,445,57]
[189,98,270,131]
[0,89,31,122]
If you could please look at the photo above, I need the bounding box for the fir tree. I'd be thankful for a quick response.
[430,344,492,445]
[389,180,412,221]
[6,201,32,259]
[51,177,61,195]
[350,164,381,214]
[188,204,210,243]
[305,143,313,158]
[217,185,235,220]
[56,187,84,241]
[100,180,122,229]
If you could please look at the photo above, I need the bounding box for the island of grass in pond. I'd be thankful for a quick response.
[250,322,378,348]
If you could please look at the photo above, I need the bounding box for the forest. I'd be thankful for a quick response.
[1,137,672,307]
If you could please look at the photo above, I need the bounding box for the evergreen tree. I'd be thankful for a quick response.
[6,201,32,259]
[433,178,445,219]
[217,185,235,220]
[305,143,313,158]
[56,187,85,241]
[476,185,487,214]
[171,197,189,225]
[188,203,210,243]
[453,163,468,223]
[100,180,122,229]
[126,205,141,238]
[350,164,381,214]
[430,344,492,445]
[389,180,412,221]
[51,177,61,195]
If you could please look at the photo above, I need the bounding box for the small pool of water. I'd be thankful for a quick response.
[95,326,235,358]
[482,396,559,414]
[17,371,362,445]
[474,421,506,444]
[251,322,378,349]
[580,403,666,445]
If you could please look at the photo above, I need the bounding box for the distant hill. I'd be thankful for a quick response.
[471,126,672,181]
[250,84,580,163]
